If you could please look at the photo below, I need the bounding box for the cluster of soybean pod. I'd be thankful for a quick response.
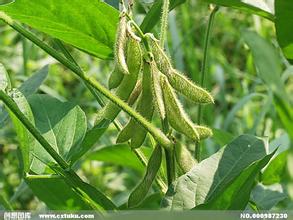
[95,7,214,208]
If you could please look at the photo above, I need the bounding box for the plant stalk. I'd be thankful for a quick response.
[160,0,170,47]
[195,5,219,161]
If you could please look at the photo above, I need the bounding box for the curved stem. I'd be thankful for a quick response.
[195,5,219,161]
[0,18,173,150]
[160,0,170,47]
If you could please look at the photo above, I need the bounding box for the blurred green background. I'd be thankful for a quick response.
[0,0,292,211]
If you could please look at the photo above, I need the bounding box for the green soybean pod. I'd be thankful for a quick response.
[175,141,197,174]
[95,38,142,124]
[116,63,154,148]
[150,61,166,120]
[160,75,200,141]
[194,125,213,140]
[108,66,124,90]
[147,34,172,72]
[115,15,129,75]
[127,80,142,106]
[128,145,162,208]
[130,62,154,148]
[116,119,135,143]
[166,69,214,104]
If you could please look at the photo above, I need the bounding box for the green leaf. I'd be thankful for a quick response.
[251,183,287,210]
[242,31,288,100]
[69,119,111,164]
[51,165,117,210]
[204,0,274,21]
[0,0,119,59]
[0,63,11,127]
[273,95,293,140]
[262,150,288,185]
[140,0,186,32]
[162,134,267,210]
[194,149,276,210]
[25,175,93,210]
[0,63,11,91]
[27,94,87,172]
[1,65,49,127]
[19,65,49,96]
[275,0,293,61]
[88,144,152,172]
[212,128,235,146]
[8,89,35,173]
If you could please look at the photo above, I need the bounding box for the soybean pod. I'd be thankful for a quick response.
[117,62,154,149]
[195,125,213,140]
[160,75,200,141]
[166,69,214,104]
[130,62,154,148]
[128,145,162,208]
[95,38,142,124]
[115,15,129,75]
[148,34,214,105]
[150,61,166,120]
[175,141,197,174]
[108,66,124,90]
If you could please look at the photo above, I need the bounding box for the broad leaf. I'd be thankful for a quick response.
[27,94,87,172]
[105,0,119,10]
[0,63,11,91]
[204,0,274,21]
[25,175,93,210]
[250,183,287,210]
[0,63,11,127]
[1,65,49,127]
[273,95,293,140]
[51,165,117,210]
[8,89,35,173]
[19,65,49,96]
[88,144,152,172]
[275,0,293,61]
[212,128,235,146]
[140,0,186,32]
[194,149,276,210]
[68,119,111,164]
[242,31,288,100]
[162,134,267,210]
[0,0,119,59]
[262,150,288,185]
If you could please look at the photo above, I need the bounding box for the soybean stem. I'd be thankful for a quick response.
[22,37,28,76]
[195,5,219,161]
[160,0,170,47]
[160,0,176,185]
